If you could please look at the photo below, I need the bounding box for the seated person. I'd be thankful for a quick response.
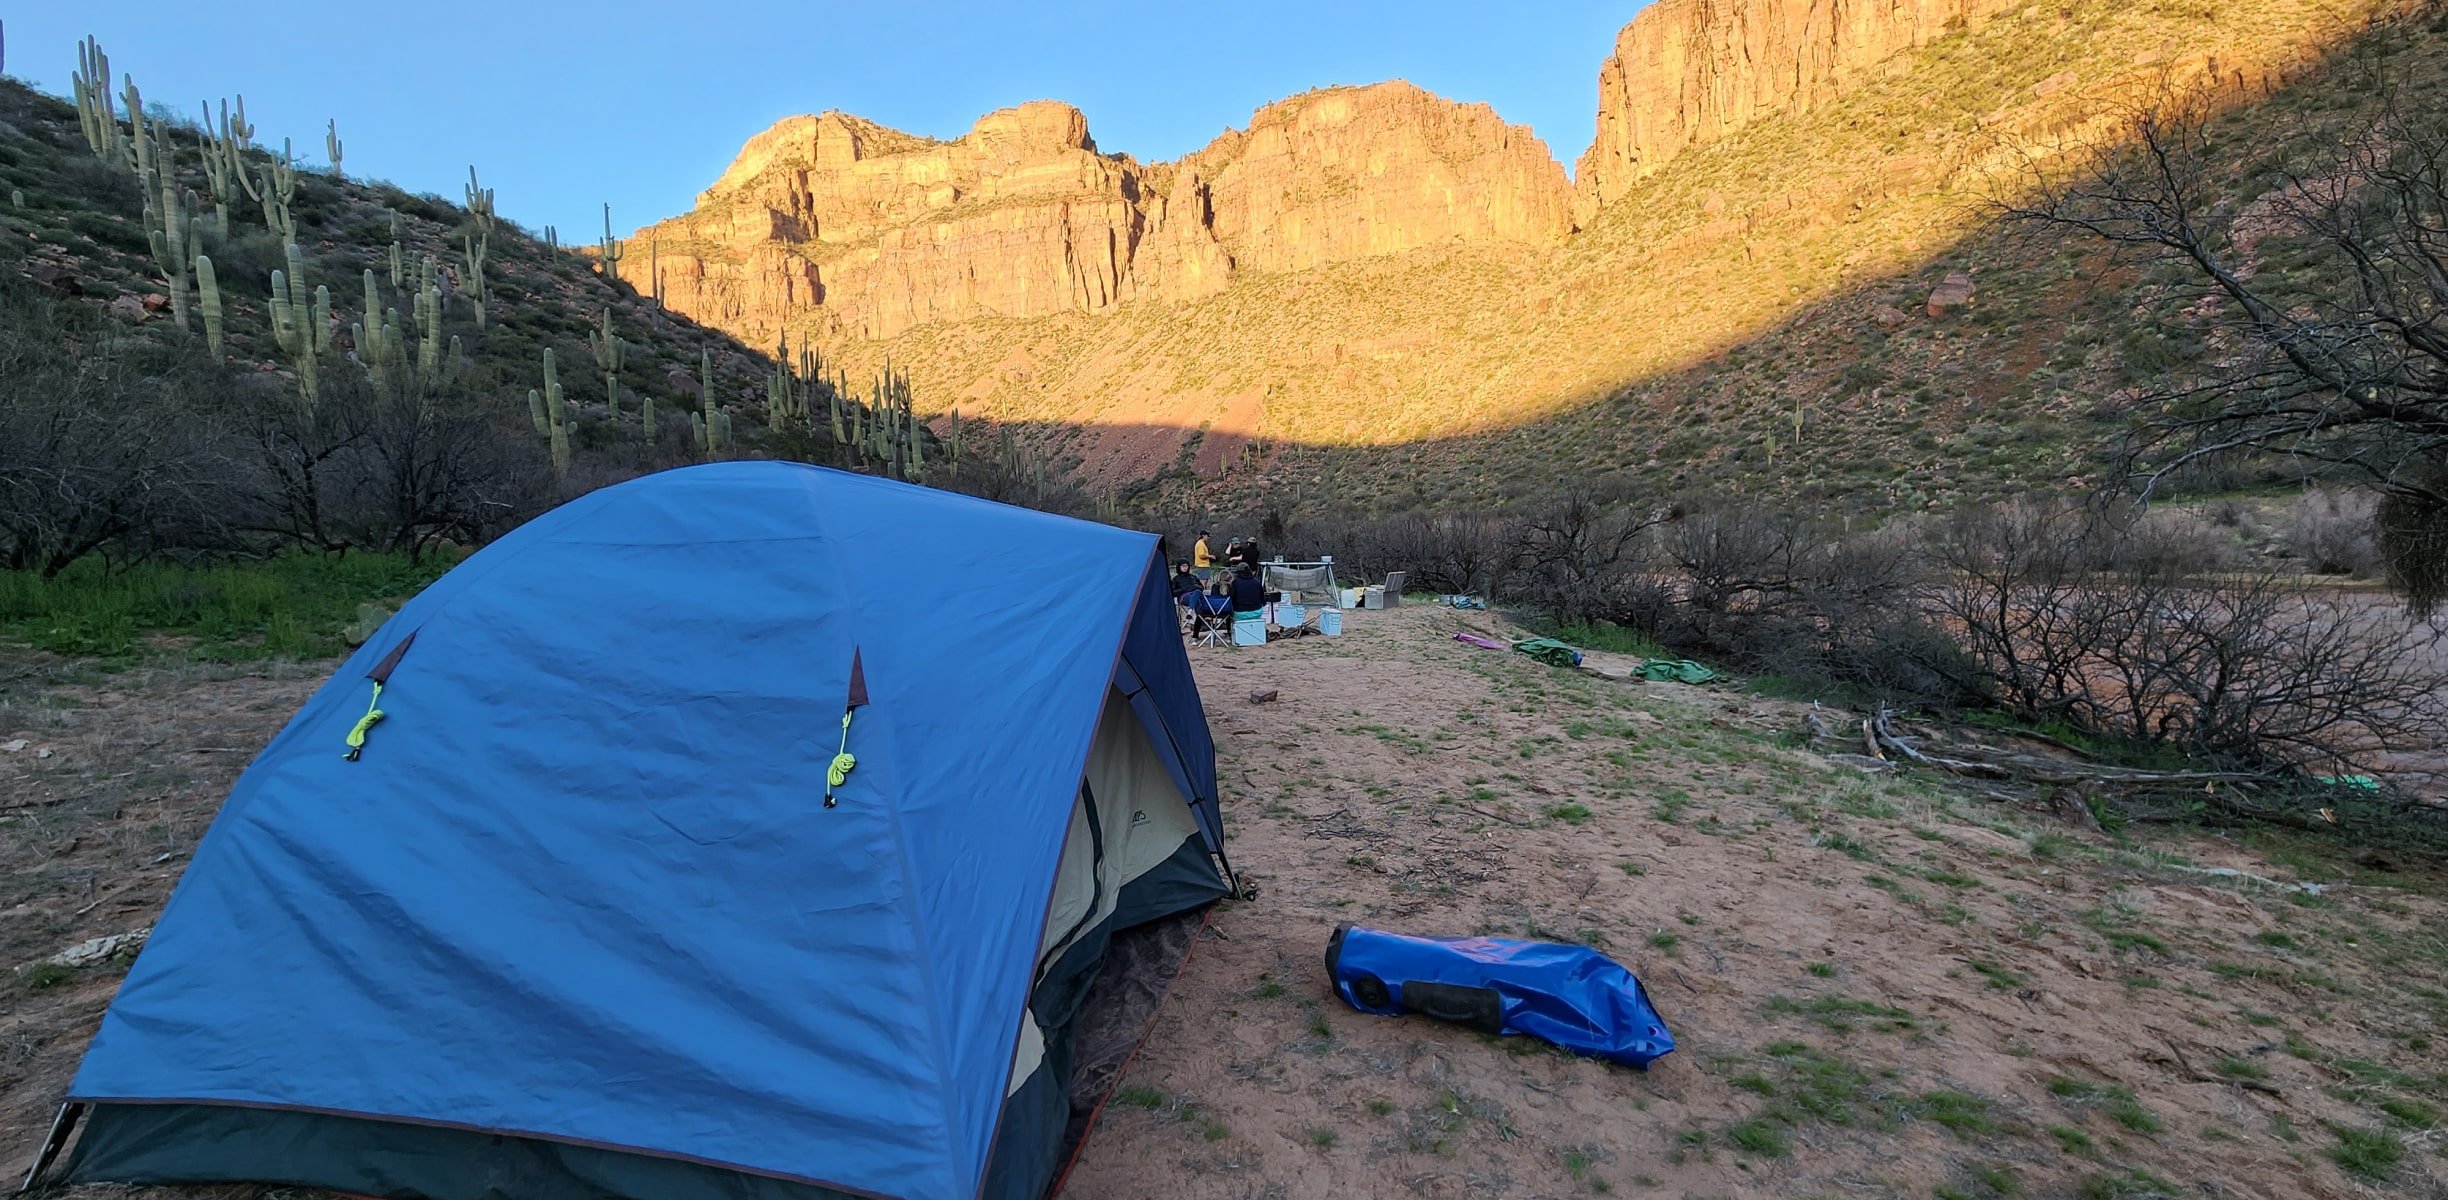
[1228,563,1268,615]
[1171,562,1202,600]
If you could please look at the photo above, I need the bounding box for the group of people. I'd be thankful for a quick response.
[1173,528,1269,618]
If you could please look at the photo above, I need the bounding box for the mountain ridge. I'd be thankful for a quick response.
[626,0,2367,510]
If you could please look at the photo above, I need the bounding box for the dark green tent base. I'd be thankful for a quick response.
[45,901,1218,1200]
[57,1101,876,1200]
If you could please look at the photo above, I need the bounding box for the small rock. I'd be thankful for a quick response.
[140,292,173,314]
[1926,271,1976,317]
[24,261,83,295]
[1872,303,1912,329]
[34,747,52,759]
[1248,688,1279,705]
[107,294,148,321]
[43,928,150,969]
[2033,70,2079,98]
[0,738,26,753]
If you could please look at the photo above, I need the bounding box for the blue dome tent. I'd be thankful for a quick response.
[28,463,1232,1200]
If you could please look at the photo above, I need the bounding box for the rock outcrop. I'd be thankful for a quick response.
[635,82,1570,342]
[1575,0,2020,215]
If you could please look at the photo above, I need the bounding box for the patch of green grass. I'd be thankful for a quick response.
[1725,1119,1788,1157]
[1305,1010,1333,1039]
[1547,803,1594,825]
[2027,832,2078,860]
[18,963,75,990]
[1112,1085,1167,1110]
[1914,1091,1997,1137]
[2048,1124,2094,1153]
[1920,866,1982,889]
[1561,1146,1594,1178]
[2252,930,2298,950]
[0,551,455,661]
[1252,979,1288,1000]
[2075,1170,2181,1200]
[1549,620,1664,657]
[2213,1056,2266,1080]
[1967,960,2025,990]
[2328,1124,2403,1182]
[2082,908,2168,955]
[1818,832,1876,860]
[1616,861,1646,877]
[1366,1098,1396,1116]
[1199,1117,1231,1141]
[2105,1091,2162,1134]
[2376,1096,2437,1129]
[1964,1163,2018,1196]
[1806,961,1836,978]
[1304,1127,1337,1148]
[1653,794,1692,823]
[1649,931,1681,954]
[1765,994,1917,1034]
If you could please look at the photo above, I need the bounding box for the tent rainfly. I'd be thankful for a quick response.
[26,462,1232,1200]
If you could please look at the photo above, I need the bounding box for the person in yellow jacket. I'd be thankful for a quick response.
[1193,530,1215,580]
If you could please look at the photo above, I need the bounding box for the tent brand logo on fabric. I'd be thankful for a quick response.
[30,462,1236,1200]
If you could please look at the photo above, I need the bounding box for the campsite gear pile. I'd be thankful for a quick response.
[28,463,1233,1200]
[1325,925,1676,1068]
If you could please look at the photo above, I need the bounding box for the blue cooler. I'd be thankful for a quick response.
[1232,614,1266,646]
[1319,609,1343,636]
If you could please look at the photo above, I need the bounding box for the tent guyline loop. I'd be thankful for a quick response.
[824,709,856,808]
[342,682,385,761]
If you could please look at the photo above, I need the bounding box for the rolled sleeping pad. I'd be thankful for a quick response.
[1324,924,1675,1068]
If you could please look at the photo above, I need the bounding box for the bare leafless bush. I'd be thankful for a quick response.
[1511,493,1663,627]
[1936,498,2448,774]
[1658,508,1979,703]
[0,280,239,575]
[2288,487,2381,576]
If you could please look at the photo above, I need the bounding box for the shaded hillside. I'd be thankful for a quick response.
[630,0,2408,515]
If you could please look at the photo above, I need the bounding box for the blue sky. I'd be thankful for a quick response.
[13,2,1639,241]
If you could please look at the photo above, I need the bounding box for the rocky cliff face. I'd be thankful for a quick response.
[1575,0,2021,215]
[635,82,1570,342]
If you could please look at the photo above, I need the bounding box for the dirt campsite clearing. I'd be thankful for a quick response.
[4,608,2446,1199]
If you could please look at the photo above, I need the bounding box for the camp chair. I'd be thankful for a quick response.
[1380,571,1407,608]
[1187,594,1234,647]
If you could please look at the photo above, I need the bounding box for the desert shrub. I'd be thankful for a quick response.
[1510,493,1663,627]
[1657,508,1979,705]
[1933,498,2448,774]
[0,275,239,575]
[2287,487,2380,576]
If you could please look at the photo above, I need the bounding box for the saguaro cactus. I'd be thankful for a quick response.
[642,394,657,444]
[269,242,331,404]
[258,139,298,243]
[462,166,493,328]
[196,254,224,357]
[71,37,122,163]
[599,203,624,286]
[698,348,720,454]
[137,150,201,332]
[325,118,343,177]
[588,308,626,420]
[536,348,570,477]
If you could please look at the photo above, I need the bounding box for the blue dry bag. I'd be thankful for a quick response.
[1325,924,1675,1068]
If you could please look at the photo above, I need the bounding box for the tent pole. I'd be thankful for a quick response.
[18,1102,82,1193]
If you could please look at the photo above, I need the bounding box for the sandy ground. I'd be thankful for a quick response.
[4,608,2446,1198]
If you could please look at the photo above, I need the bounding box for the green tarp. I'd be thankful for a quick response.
[1635,659,1718,684]
[1511,638,1583,668]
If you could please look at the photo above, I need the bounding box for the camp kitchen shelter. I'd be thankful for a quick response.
[28,463,1232,1200]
